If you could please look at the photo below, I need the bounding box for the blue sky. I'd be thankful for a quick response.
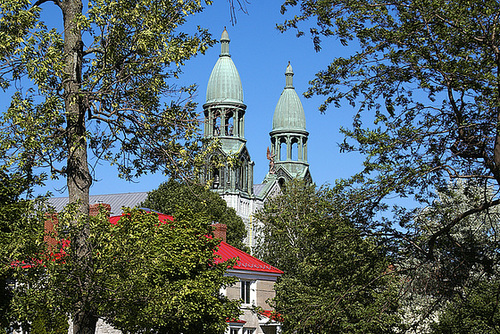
[32,0,365,196]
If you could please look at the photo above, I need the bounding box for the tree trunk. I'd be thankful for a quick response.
[494,52,500,184]
[72,312,98,334]
[62,0,95,333]
[62,0,90,213]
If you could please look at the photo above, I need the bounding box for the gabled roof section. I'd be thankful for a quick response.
[274,165,294,180]
[215,241,283,274]
[254,176,281,201]
[253,183,265,197]
[238,144,251,160]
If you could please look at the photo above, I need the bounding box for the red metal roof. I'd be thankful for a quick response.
[260,310,283,322]
[109,212,174,225]
[36,210,282,275]
[215,241,283,274]
[226,319,246,324]
[111,212,281,274]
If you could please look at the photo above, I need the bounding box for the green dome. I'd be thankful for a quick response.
[272,63,306,131]
[206,28,244,104]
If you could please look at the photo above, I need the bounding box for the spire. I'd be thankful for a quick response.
[206,28,244,104]
[272,62,306,131]
[220,27,230,56]
[285,61,293,88]
[267,63,311,184]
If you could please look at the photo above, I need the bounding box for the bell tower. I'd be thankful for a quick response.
[202,28,254,196]
[268,62,311,184]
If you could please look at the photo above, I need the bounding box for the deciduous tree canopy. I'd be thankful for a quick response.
[0,170,39,333]
[255,180,401,333]
[279,0,500,254]
[0,0,218,332]
[399,182,500,333]
[142,179,248,250]
[279,1,500,328]
[11,207,240,334]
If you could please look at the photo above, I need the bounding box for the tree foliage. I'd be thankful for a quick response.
[279,0,500,262]
[0,1,217,331]
[11,206,240,334]
[0,170,33,272]
[431,280,500,334]
[0,170,45,333]
[142,179,248,250]
[0,0,215,191]
[399,181,500,333]
[254,180,401,334]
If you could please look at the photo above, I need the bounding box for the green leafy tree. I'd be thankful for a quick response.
[254,180,401,334]
[0,170,44,333]
[11,206,240,334]
[142,179,247,250]
[399,181,500,333]
[30,311,69,334]
[278,0,500,268]
[0,0,216,332]
[431,280,500,334]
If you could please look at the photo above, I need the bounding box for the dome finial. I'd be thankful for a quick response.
[221,27,230,56]
[285,62,294,88]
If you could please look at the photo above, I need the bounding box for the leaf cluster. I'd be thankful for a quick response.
[398,181,500,332]
[278,0,500,308]
[0,170,52,333]
[431,280,500,334]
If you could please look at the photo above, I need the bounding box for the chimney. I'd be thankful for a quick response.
[89,203,111,217]
[44,203,111,250]
[211,223,227,243]
[44,213,59,250]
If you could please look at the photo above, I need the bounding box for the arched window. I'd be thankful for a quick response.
[239,158,247,191]
[213,111,221,136]
[291,138,298,161]
[279,138,287,161]
[212,168,220,189]
[225,111,234,136]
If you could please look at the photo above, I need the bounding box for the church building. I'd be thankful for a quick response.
[49,28,312,251]
[200,28,312,249]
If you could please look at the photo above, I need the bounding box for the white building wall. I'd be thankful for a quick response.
[220,192,266,252]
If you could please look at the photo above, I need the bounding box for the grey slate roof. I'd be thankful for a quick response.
[253,184,265,197]
[47,192,149,216]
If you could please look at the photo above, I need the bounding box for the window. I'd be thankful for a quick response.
[279,140,286,161]
[243,329,255,334]
[291,140,298,160]
[241,280,252,304]
[261,327,277,334]
[230,329,240,334]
